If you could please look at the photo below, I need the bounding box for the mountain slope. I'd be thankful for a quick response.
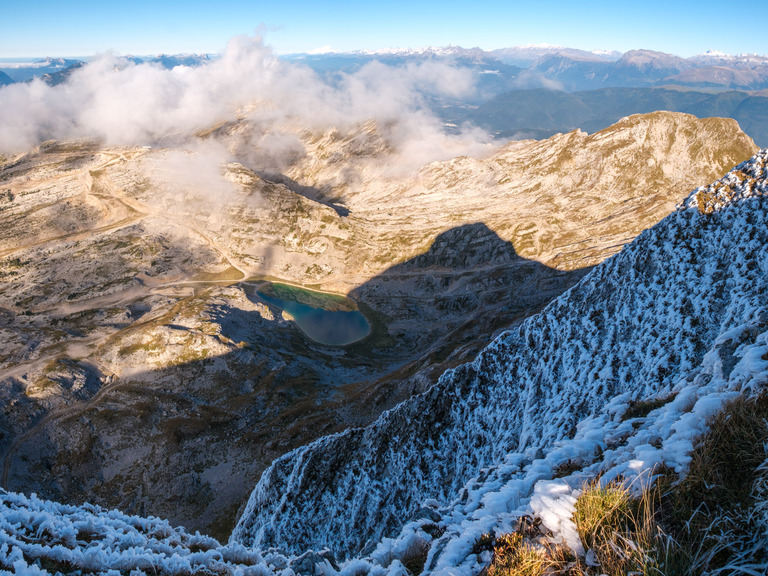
[232,150,768,564]
[0,113,758,540]
[0,153,767,576]
[277,111,756,271]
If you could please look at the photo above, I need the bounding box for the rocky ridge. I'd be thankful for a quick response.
[0,144,766,576]
[234,148,768,565]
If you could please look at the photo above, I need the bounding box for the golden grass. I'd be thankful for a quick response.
[483,391,768,576]
[487,533,550,576]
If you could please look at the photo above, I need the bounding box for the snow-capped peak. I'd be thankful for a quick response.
[349,45,478,57]
[699,49,730,57]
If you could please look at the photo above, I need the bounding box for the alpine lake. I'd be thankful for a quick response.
[248,281,371,346]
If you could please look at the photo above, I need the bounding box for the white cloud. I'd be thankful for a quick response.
[0,34,492,174]
[510,69,565,91]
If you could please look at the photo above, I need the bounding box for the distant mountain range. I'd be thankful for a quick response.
[5,46,768,92]
[488,44,623,67]
[281,46,768,147]
[125,53,213,68]
[0,54,214,84]
[4,45,768,150]
[0,57,83,82]
[288,45,768,92]
[444,86,768,146]
[526,48,768,91]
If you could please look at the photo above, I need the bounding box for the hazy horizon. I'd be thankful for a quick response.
[3,44,768,63]
[2,0,767,59]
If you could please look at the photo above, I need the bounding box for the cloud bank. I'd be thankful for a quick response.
[0,35,492,172]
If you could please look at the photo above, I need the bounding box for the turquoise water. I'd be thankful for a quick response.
[256,287,370,346]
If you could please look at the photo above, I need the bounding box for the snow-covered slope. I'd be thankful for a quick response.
[1,151,767,576]
[0,491,265,575]
[232,151,768,562]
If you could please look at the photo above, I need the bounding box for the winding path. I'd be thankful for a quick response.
[0,150,250,489]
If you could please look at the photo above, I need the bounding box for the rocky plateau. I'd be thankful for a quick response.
[0,110,757,538]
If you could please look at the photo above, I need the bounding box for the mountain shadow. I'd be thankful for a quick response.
[348,222,592,369]
[0,222,591,543]
[258,172,350,216]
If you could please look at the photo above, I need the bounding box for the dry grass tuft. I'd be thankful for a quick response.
[622,393,677,421]
[677,393,768,510]
[573,480,636,553]
[401,537,431,576]
[574,391,768,576]
[657,391,768,575]
[487,533,551,576]
[484,391,768,576]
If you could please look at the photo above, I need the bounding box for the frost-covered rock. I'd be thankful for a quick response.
[0,490,272,575]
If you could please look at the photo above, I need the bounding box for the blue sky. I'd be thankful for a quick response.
[2,0,765,58]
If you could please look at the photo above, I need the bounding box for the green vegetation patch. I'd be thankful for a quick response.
[118,335,165,357]
[258,281,357,312]
[193,265,245,282]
